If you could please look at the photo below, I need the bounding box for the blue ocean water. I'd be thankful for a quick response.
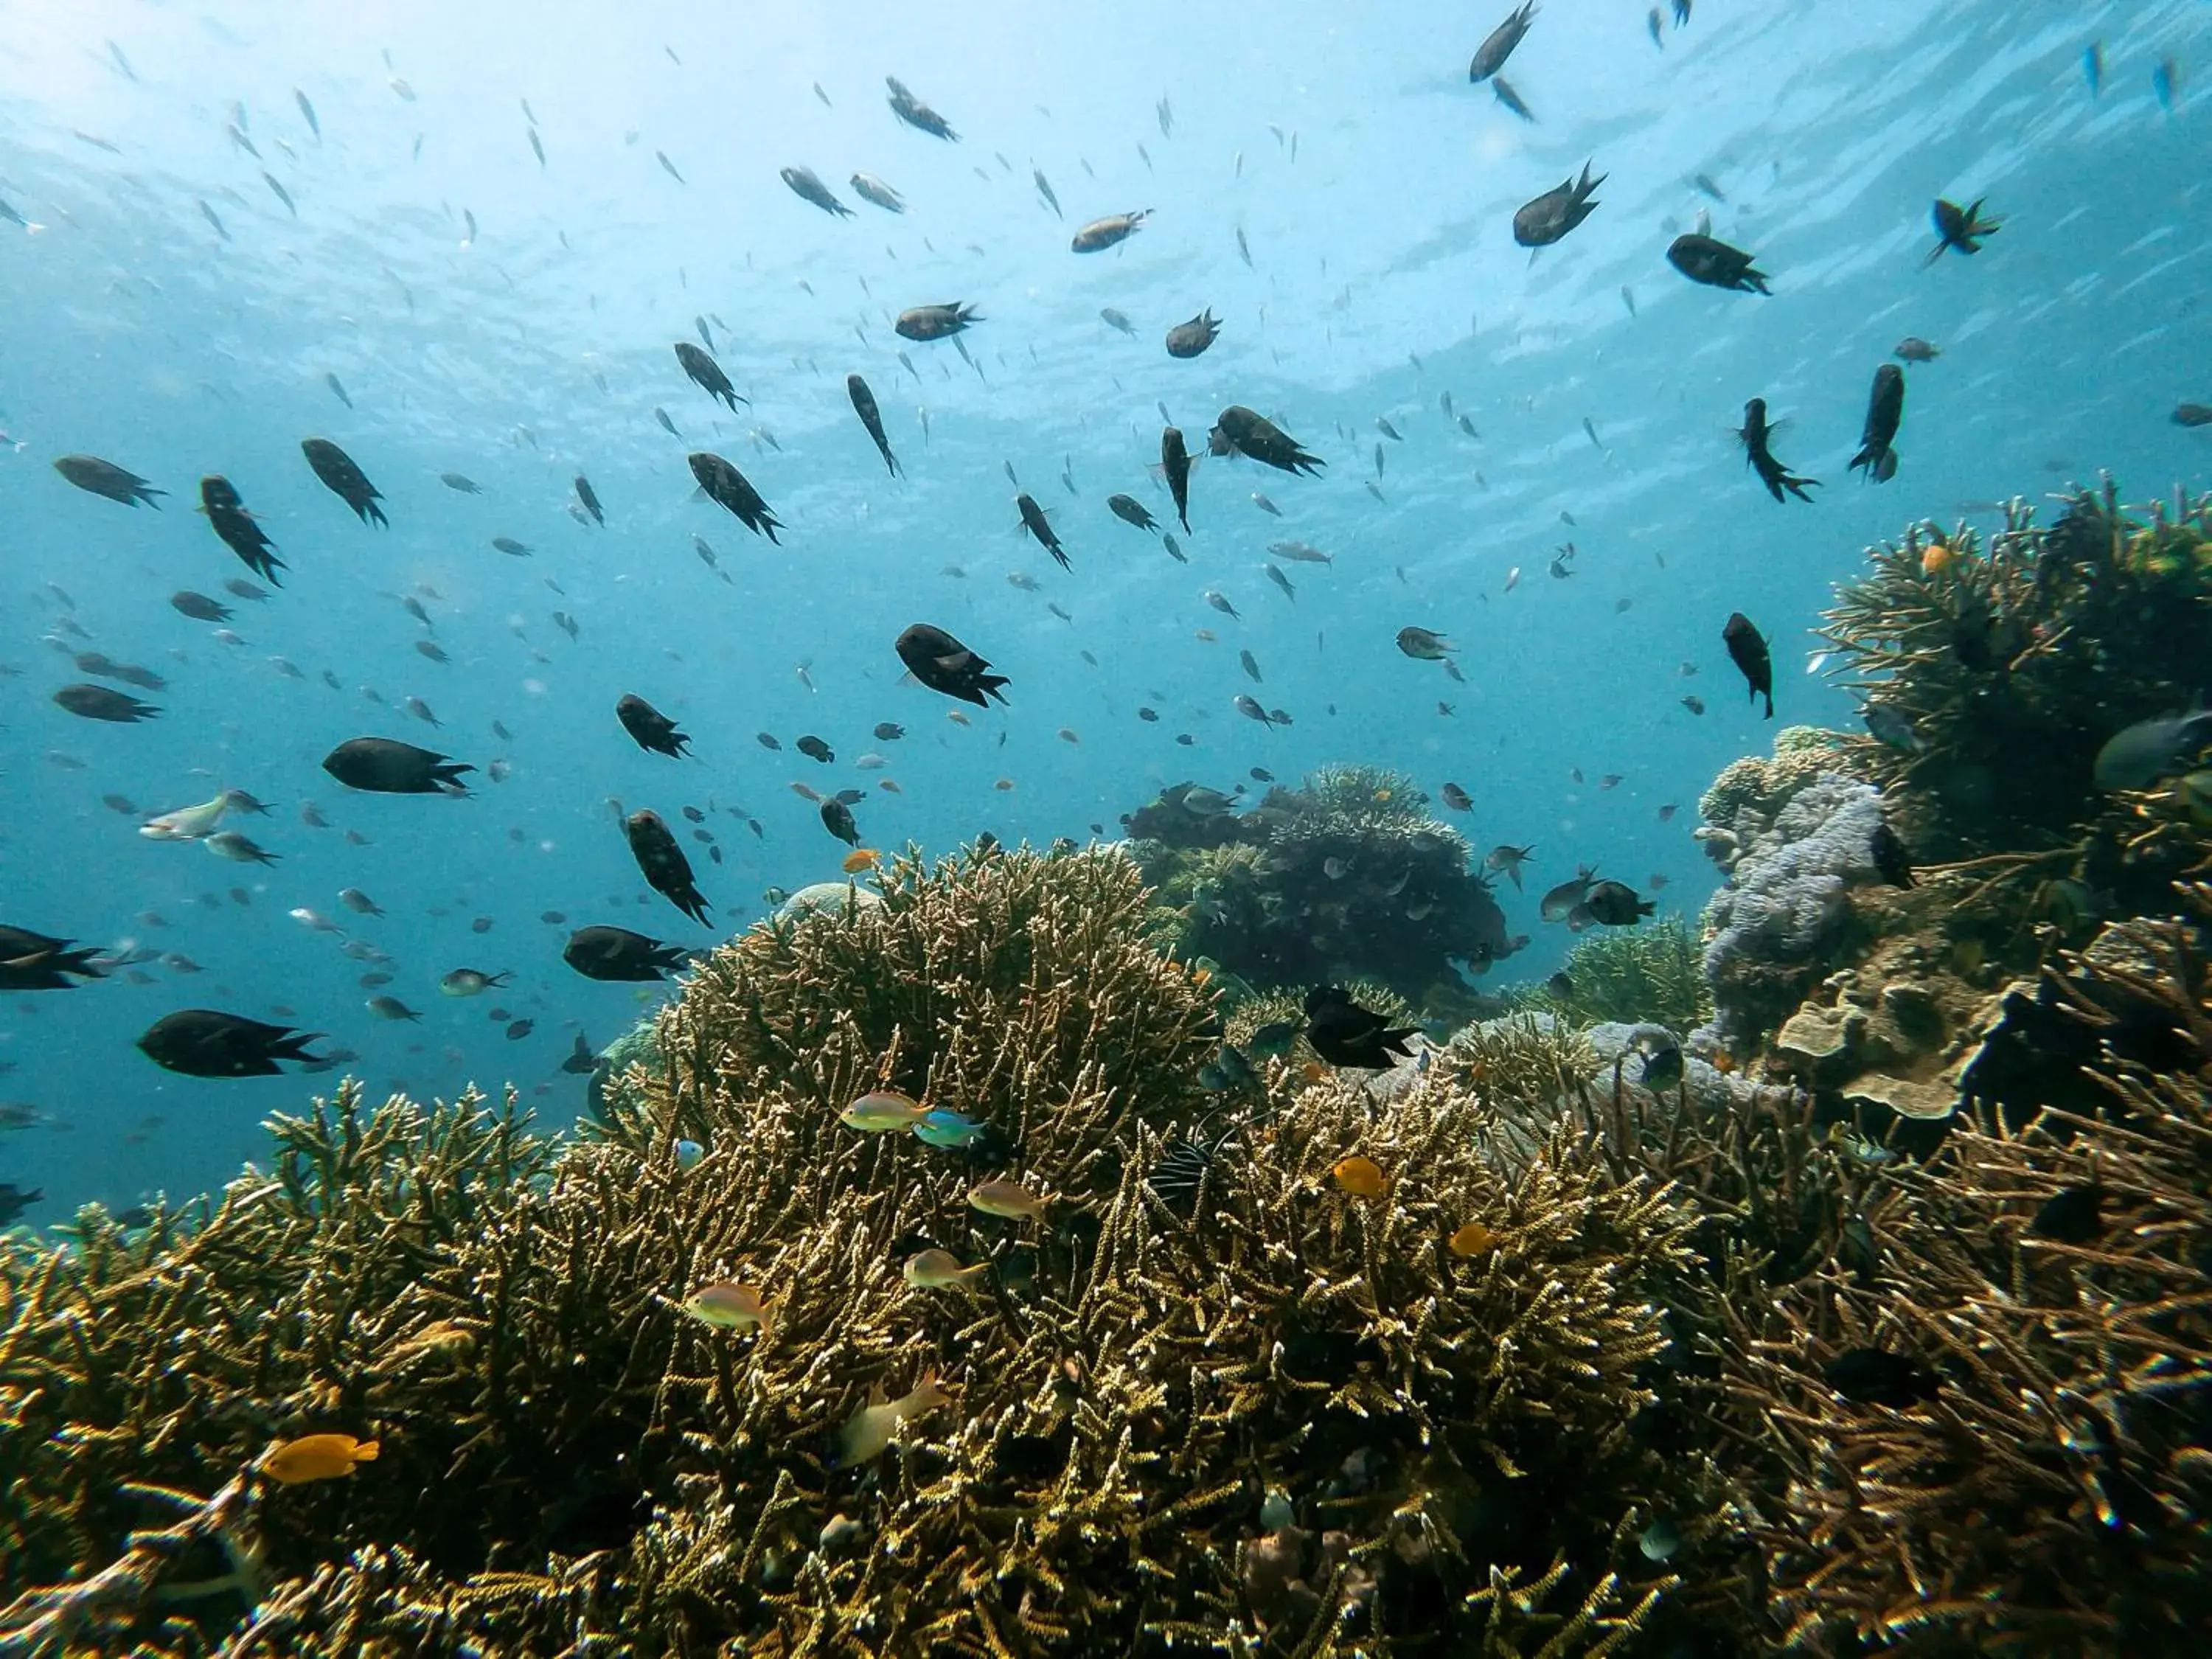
[1,0,2205,1218]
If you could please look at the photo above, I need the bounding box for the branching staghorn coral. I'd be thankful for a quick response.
[1514,917,1711,1034]
[1720,900,2212,1652]
[0,845,1725,1656]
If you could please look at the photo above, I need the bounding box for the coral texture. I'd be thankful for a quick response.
[1130,767,1512,1012]
[1,845,1710,1658]
[1700,774,1891,1048]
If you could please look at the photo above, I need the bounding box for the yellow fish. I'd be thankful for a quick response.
[1330,1155,1388,1200]
[968,1178,1048,1222]
[842,848,880,874]
[903,1248,990,1292]
[841,1089,931,1132]
[681,1281,771,1333]
[1448,1222,1501,1258]
[838,1373,953,1465]
[1374,788,1393,802]
[139,791,230,841]
[265,1433,380,1485]
[1921,541,1952,576]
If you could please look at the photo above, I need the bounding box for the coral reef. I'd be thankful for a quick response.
[1518,916,1710,1034]
[1698,767,1893,1050]
[1128,766,1512,1014]
[1722,902,2212,1652]
[1820,482,2212,875]
[1,844,1714,1657]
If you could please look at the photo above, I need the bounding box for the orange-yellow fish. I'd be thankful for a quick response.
[681,1281,771,1333]
[1301,1060,1329,1084]
[1710,1050,1736,1075]
[903,1248,990,1291]
[842,1089,931,1132]
[1448,1222,1501,1258]
[968,1178,1048,1222]
[1374,788,1393,803]
[842,848,880,873]
[1330,1155,1388,1199]
[838,1373,954,1464]
[265,1433,380,1485]
[1921,542,1952,576]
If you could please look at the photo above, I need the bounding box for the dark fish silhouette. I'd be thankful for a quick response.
[1869,821,1916,888]
[1666,232,1770,293]
[616,694,691,758]
[321,737,473,795]
[1722,612,1773,718]
[1469,3,1538,83]
[780,165,854,217]
[1514,161,1603,246]
[1304,984,1418,1070]
[574,474,604,525]
[1211,406,1324,475]
[626,810,711,924]
[0,924,107,990]
[1736,399,1818,503]
[301,438,386,525]
[896,623,1009,707]
[198,476,285,582]
[1824,1347,1940,1408]
[1107,493,1158,532]
[1017,493,1069,569]
[2028,1184,2107,1244]
[821,798,861,846]
[170,591,233,622]
[895,302,979,341]
[563,925,688,982]
[1165,309,1221,358]
[54,684,158,722]
[1491,76,1536,122]
[1582,880,1654,926]
[689,452,782,542]
[1928,196,2000,261]
[54,454,164,507]
[1850,364,1905,483]
[136,1009,324,1078]
[0,1184,41,1226]
[847,373,901,476]
[1071,209,1150,252]
[675,341,745,411]
[561,1032,599,1074]
[886,76,958,140]
[1162,427,1194,530]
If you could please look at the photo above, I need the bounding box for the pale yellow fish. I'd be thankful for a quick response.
[841,1089,931,1132]
[968,1178,1048,1222]
[903,1248,990,1292]
[842,848,880,873]
[837,1374,953,1464]
[681,1281,771,1333]
[139,791,229,841]
[264,1432,379,1484]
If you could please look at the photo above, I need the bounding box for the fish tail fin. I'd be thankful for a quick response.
[354,1439,381,1463]
[366,503,389,528]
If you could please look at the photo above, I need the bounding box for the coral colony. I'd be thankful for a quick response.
[6,489,2212,1654]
